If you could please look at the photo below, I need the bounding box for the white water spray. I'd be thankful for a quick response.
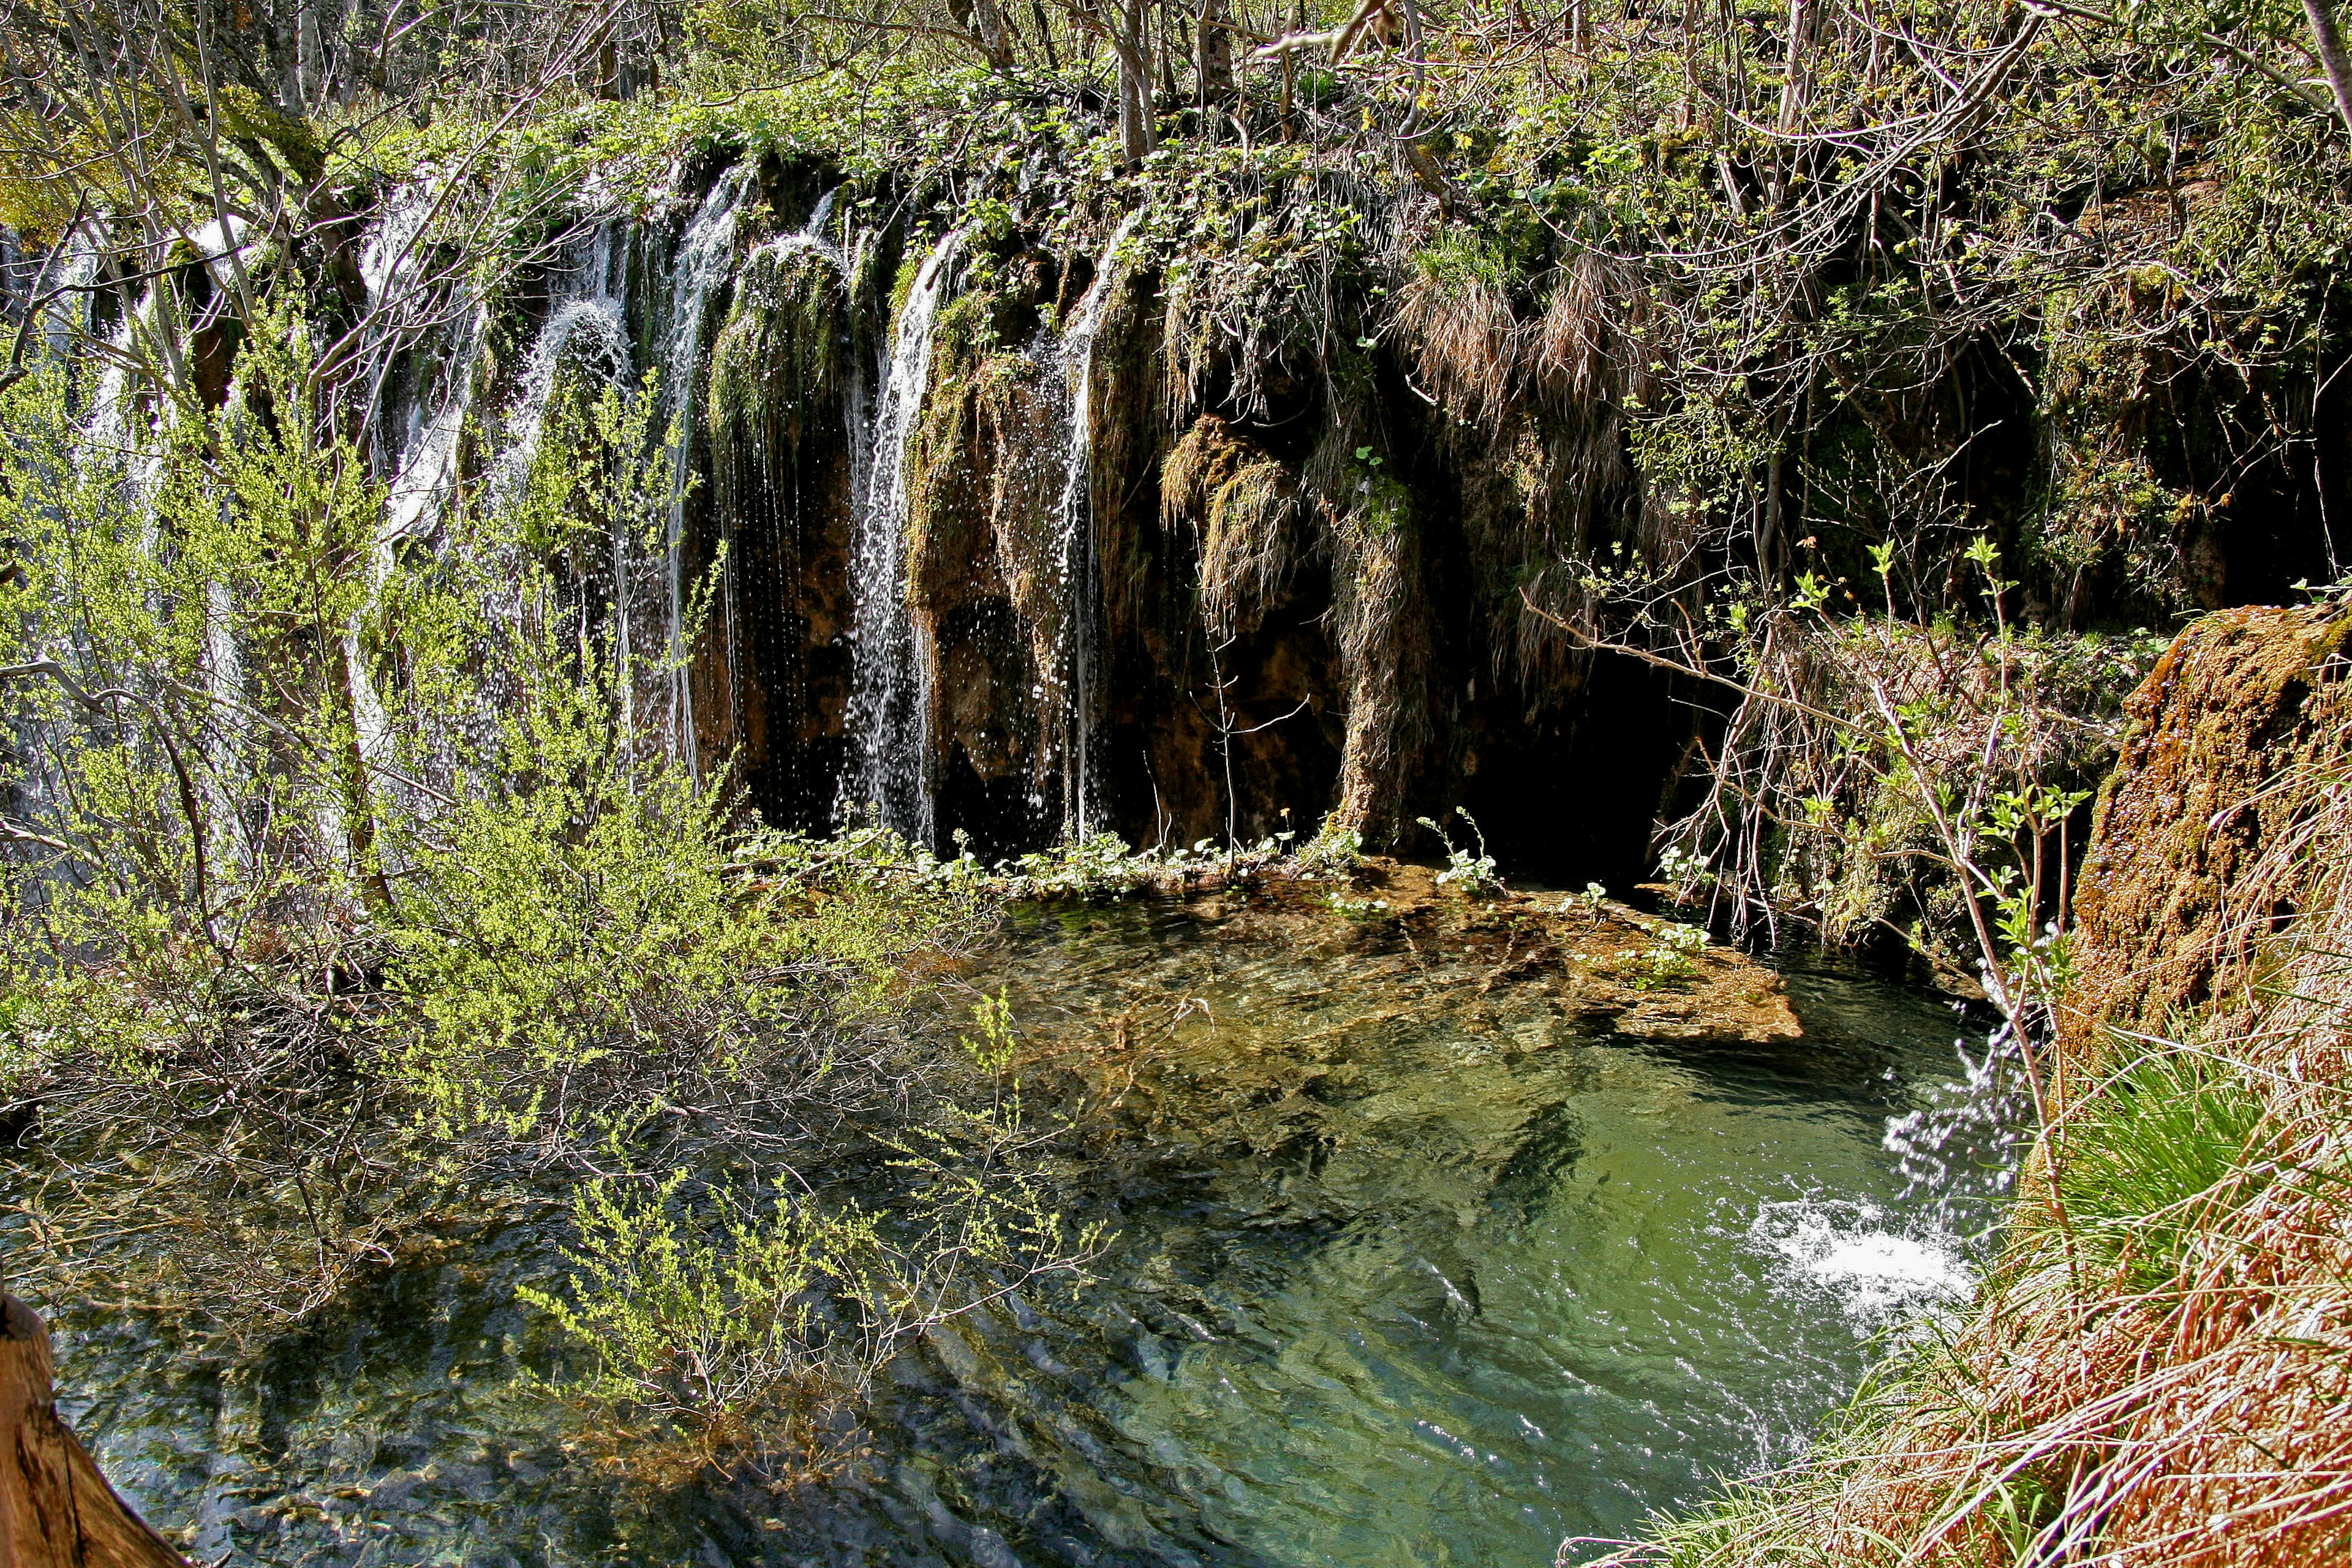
[841,227,965,845]
[1038,213,1139,836]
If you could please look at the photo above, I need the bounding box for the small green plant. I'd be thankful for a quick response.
[1419,808,1501,896]
[1983,1469,2067,1562]
[1631,922,1709,989]
[527,995,1107,1477]
[1559,881,1610,922]
[519,1169,877,1476]
[1654,845,1715,901]
[2054,1049,2272,1293]
[1295,816,1365,876]
[1324,891,1393,922]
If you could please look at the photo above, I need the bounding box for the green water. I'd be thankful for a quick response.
[39,899,2012,1568]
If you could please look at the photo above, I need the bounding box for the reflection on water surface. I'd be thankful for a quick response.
[43,896,2011,1567]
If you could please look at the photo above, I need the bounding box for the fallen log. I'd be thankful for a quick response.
[0,1293,187,1567]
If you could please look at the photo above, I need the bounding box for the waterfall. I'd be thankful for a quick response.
[723,187,867,801]
[358,184,434,315]
[379,309,481,549]
[657,164,755,782]
[1039,214,1139,837]
[491,225,630,509]
[488,224,633,744]
[37,231,100,366]
[841,226,965,846]
[363,183,484,550]
[772,186,867,525]
[80,288,167,502]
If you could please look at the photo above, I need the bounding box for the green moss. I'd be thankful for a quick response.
[1362,472,1412,540]
[888,253,922,321]
[1409,232,1507,294]
[707,243,848,510]
[929,290,998,366]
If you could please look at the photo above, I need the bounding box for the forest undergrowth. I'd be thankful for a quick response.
[0,325,1112,1485]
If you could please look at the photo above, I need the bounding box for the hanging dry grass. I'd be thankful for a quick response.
[1161,413,1302,638]
[1393,232,1521,430]
[1300,412,1434,843]
[1533,253,1624,412]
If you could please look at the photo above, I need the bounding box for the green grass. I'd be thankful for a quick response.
[2056,1047,2272,1294]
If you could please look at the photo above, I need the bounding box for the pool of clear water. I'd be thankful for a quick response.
[41,897,2017,1568]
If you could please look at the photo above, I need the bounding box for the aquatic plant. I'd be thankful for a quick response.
[1419,808,1502,897]
[524,999,1104,1479]
[1295,816,1366,877]
[1323,890,1393,922]
[1627,922,1709,990]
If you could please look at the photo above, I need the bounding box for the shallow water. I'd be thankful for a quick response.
[41,898,2014,1568]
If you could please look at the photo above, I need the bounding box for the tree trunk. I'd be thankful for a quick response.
[2304,0,2352,135]
[946,0,1016,67]
[1115,0,1155,163]
[1197,0,1234,104]
[0,1295,189,1568]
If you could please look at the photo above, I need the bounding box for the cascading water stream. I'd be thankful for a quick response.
[361,182,486,552]
[723,187,867,786]
[657,165,756,781]
[760,185,868,521]
[490,225,633,746]
[1039,213,1139,837]
[62,221,256,887]
[351,186,459,823]
[489,230,630,508]
[841,226,964,846]
[1,233,103,858]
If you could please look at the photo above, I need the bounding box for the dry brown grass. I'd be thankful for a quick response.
[1161,413,1302,638]
[1394,244,1521,430]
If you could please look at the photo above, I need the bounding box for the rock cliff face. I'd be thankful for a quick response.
[260,157,2345,876]
[398,159,1697,873]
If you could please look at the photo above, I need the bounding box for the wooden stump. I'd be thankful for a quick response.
[0,1294,187,1567]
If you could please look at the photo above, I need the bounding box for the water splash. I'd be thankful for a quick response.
[1749,1197,1975,1327]
[490,228,630,510]
[1884,1030,2034,1246]
[1745,1014,2027,1330]
[841,226,964,845]
[358,184,434,312]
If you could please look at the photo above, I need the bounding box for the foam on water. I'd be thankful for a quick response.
[1751,1198,1975,1324]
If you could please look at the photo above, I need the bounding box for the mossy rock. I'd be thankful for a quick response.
[2062,603,2352,1058]
[707,242,847,467]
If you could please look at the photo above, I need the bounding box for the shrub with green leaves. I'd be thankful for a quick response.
[0,317,1006,1406]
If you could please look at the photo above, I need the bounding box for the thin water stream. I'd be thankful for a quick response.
[40,898,2012,1568]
